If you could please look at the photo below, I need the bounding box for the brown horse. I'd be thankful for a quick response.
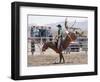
[42,32,77,63]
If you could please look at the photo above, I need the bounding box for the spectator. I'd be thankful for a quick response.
[31,40,35,55]
[47,27,53,41]
[47,27,52,37]
[30,26,35,37]
[35,26,39,37]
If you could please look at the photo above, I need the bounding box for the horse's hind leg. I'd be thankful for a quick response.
[59,53,65,63]
[61,53,65,63]
[59,54,62,63]
[62,56,65,63]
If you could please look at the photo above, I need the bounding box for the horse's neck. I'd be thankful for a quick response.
[62,35,71,49]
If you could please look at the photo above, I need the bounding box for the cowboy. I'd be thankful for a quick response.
[57,24,63,50]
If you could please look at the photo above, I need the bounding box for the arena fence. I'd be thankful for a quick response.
[27,36,88,55]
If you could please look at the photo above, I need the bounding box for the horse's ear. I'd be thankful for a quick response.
[73,31,77,35]
[44,42,46,44]
[75,31,77,34]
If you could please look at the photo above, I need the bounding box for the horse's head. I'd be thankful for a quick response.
[67,32,77,42]
[42,43,48,52]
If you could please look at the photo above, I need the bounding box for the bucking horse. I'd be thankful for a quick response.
[42,18,77,63]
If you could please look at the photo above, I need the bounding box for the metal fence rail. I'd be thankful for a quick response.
[27,36,88,54]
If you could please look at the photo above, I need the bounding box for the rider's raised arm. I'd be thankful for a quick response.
[65,18,68,30]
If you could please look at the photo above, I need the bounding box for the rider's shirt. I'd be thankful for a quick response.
[58,28,63,38]
[57,28,63,49]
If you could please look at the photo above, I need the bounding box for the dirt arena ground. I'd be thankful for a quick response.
[27,49,88,66]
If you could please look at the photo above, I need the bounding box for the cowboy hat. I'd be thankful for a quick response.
[57,24,62,28]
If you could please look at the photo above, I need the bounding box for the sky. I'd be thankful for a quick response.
[28,15,88,26]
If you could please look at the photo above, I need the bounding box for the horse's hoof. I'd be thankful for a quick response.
[59,62,61,64]
[53,62,59,64]
[53,62,57,64]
